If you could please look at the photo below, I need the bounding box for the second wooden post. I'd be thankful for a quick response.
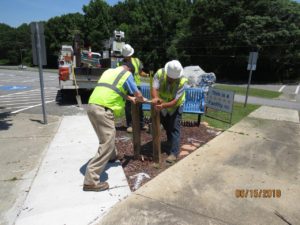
[131,102,141,159]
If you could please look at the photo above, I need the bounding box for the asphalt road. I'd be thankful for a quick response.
[0,68,89,117]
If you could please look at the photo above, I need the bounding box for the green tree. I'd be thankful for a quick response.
[111,0,191,71]
[45,13,85,67]
[172,0,300,82]
[0,23,15,64]
[82,0,113,51]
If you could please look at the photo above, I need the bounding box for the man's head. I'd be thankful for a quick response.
[122,44,134,58]
[123,61,136,75]
[164,60,183,81]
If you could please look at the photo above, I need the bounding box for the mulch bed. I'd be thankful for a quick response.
[115,121,221,191]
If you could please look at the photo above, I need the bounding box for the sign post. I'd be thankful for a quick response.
[31,22,47,124]
[244,52,258,107]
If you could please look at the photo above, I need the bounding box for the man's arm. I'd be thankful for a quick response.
[151,72,164,104]
[123,74,145,103]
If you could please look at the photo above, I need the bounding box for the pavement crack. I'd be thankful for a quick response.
[274,210,292,225]
[135,193,237,225]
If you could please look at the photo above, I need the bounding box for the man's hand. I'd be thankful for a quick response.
[151,97,163,105]
[135,95,145,103]
[135,96,149,103]
[154,103,165,111]
[127,95,137,104]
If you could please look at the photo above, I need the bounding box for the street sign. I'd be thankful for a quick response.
[30,22,47,65]
[247,52,258,71]
[245,51,259,107]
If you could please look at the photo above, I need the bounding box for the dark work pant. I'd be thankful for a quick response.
[125,86,144,127]
[160,109,182,156]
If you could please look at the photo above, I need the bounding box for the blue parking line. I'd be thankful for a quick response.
[0,85,30,91]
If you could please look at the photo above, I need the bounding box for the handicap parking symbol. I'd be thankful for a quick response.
[0,85,30,91]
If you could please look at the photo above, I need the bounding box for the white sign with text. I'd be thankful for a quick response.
[206,88,235,113]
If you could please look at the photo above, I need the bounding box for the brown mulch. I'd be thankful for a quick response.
[115,121,220,191]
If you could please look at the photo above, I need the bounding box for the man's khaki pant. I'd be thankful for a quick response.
[84,104,116,186]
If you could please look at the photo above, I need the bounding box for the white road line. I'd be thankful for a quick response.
[1,92,57,98]
[11,100,55,114]
[0,89,38,97]
[1,97,55,103]
[295,85,300,95]
[0,88,58,98]
[278,85,286,92]
[1,99,55,106]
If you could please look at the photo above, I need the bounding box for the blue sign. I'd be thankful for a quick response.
[0,85,30,91]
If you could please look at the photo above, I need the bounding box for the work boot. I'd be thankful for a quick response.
[109,152,124,163]
[83,182,109,192]
[126,126,133,133]
[166,154,177,164]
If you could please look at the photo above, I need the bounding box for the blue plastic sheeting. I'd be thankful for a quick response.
[140,85,205,114]
[0,85,30,91]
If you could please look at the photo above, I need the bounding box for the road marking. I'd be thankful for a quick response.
[11,100,55,114]
[278,85,286,92]
[1,97,54,103]
[0,88,58,97]
[2,98,54,106]
[0,89,37,97]
[295,85,300,94]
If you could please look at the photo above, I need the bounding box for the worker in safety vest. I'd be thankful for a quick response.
[83,61,145,192]
[151,60,187,164]
[119,44,149,133]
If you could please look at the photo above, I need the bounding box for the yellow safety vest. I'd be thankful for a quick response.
[156,68,187,114]
[89,67,131,118]
[131,57,141,86]
[117,57,141,86]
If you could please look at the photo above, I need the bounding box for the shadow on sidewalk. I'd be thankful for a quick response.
[80,160,121,182]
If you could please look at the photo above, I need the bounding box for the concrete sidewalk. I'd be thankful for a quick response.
[14,116,131,225]
[96,106,300,225]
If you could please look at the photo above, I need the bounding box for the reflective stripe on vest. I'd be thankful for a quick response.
[96,70,127,99]
[88,67,130,117]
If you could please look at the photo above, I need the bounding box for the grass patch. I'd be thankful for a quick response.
[214,84,281,99]
[143,102,259,131]
[183,102,259,130]
[0,59,9,65]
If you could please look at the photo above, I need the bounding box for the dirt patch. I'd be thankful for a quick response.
[115,121,221,191]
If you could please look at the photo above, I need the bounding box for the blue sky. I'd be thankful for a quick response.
[0,0,121,28]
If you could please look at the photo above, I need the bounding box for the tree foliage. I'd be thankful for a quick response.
[0,0,299,82]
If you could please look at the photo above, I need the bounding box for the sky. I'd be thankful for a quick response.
[0,0,121,28]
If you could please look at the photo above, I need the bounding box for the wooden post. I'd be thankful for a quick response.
[132,102,141,159]
[151,106,161,164]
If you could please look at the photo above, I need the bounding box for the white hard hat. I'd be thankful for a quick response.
[122,44,134,57]
[164,60,183,79]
